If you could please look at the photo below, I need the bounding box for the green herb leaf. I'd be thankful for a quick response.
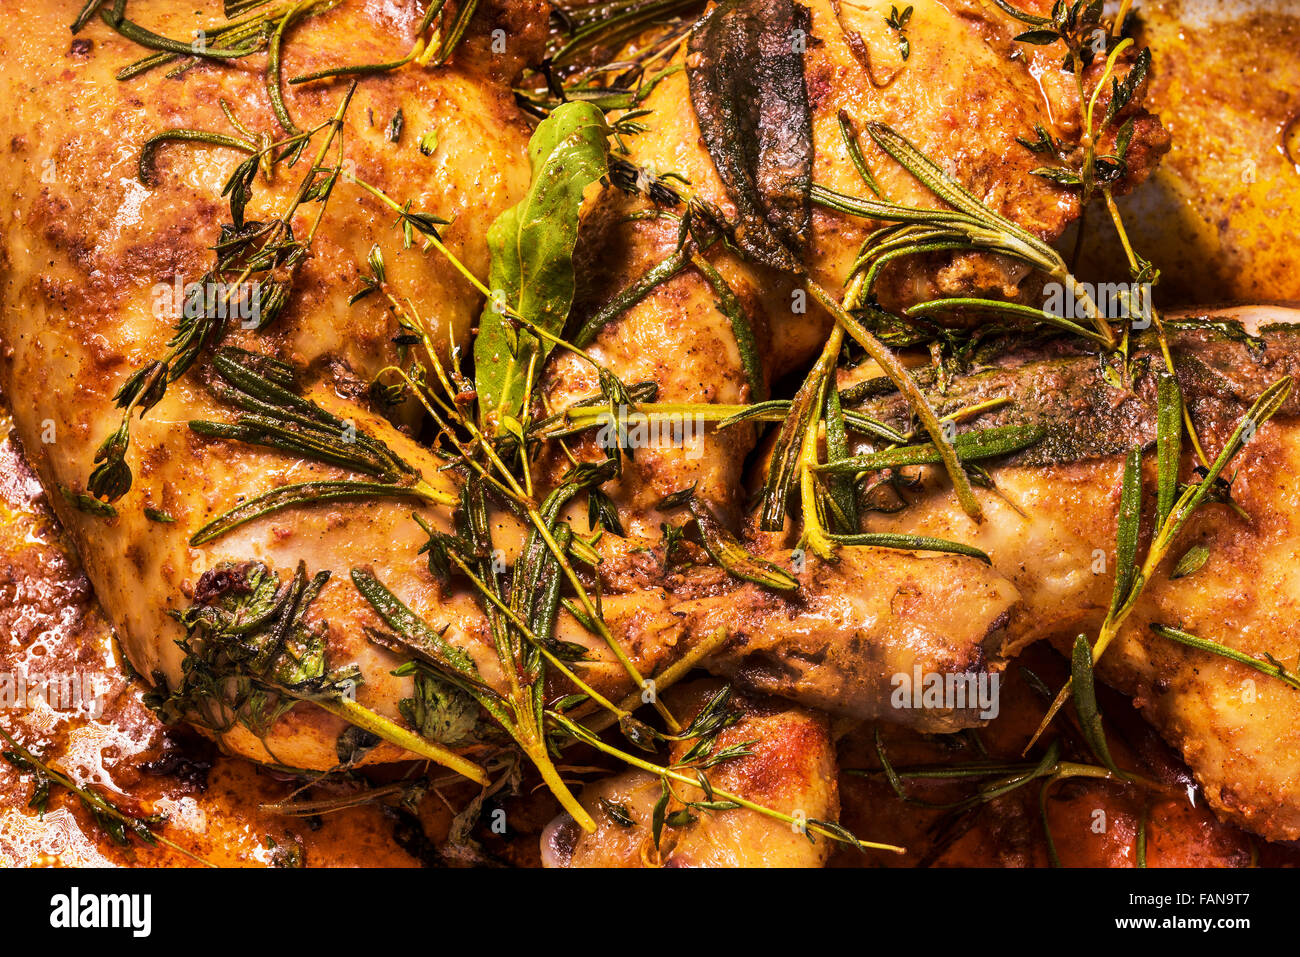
[651,777,670,851]
[473,101,610,433]
[190,480,435,546]
[1109,447,1143,616]
[1070,634,1121,775]
[395,660,480,746]
[1151,624,1300,692]
[814,423,1046,475]
[1170,545,1209,580]
[1155,372,1182,527]
[688,499,798,591]
[826,532,991,564]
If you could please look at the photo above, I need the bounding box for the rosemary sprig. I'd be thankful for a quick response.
[864,732,1116,813]
[352,555,595,830]
[1026,376,1293,749]
[813,123,1113,348]
[0,723,216,866]
[107,1,338,82]
[1150,625,1300,693]
[187,347,455,544]
[352,178,684,731]
[813,423,1046,475]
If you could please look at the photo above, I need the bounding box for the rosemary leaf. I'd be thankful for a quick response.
[1155,372,1182,527]
[688,499,797,591]
[1109,447,1142,616]
[1070,634,1122,775]
[814,423,1046,475]
[190,480,436,546]
[826,533,991,564]
[1151,624,1300,692]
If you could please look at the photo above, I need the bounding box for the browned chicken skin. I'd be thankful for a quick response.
[542,680,840,867]
[836,306,1300,841]
[0,0,1090,772]
[543,0,1167,525]
[2,0,1296,870]
[0,0,550,769]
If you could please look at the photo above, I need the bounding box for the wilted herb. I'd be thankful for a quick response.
[0,724,213,865]
[686,0,813,275]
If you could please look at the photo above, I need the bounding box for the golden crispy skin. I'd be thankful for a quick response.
[0,0,549,769]
[542,0,1168,525]
[542,680,839,867]
[1075,0,1300,304]
[0,0,1033,772]
[840,306,1300,841]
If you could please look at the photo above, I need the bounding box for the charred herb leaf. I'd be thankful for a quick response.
[392,660,481,746]
[687,0,813,274]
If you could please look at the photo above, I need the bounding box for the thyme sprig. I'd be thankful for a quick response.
[549,705,903,855]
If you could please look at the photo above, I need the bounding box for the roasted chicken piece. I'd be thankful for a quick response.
[1075,0,1300,303]
[593,533,1017,729]
[0,0,551,770]
[0,0,1038,774]
[542,0,1168,525]
[541,680,840,867]
[2,0,1294,869]
[836,305,1300,841]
